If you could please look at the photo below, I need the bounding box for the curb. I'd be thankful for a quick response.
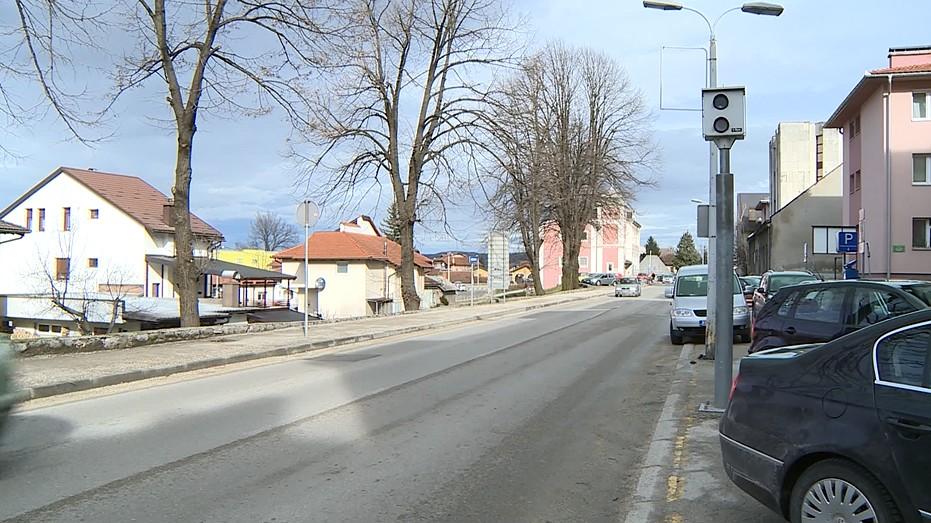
[13,289,611,403]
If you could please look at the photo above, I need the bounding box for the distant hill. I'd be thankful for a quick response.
[421,250,530,268]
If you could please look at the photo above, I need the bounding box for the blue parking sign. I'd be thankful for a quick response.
[837,231,858,253]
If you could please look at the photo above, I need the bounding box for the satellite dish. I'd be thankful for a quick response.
[296,200,320,227]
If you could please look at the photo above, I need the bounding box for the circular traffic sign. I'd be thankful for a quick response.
[296,200,320,227]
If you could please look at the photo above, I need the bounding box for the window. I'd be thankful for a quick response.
[37,324,50,333]
[62,207,71,231]
[849,289,914,327]
[25,208,32,230]
[579,256,588,268]
[38,208,45,231]
[88,258,98,268]
[913,154,930,184]
[854,115,860,135]
[89,209,99,219]
[777,291,800,317]
[337,262,349,273]
[55,258,70,281]
[793,288,846,323]
[581,231,588,241]
[914,218,931,249]
[50,325,62,334]
[913,92,929,120]
[151,282,160,297]
[607,263,614,272]
[812,227,858,254]
[854,170,861,191]
[876,325,930,388]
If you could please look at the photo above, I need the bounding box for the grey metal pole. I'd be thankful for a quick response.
[303,214,309,337]
[713,147,735,409]
[705,35,718,360]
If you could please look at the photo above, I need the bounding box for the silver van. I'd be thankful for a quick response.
[664,264,750,345]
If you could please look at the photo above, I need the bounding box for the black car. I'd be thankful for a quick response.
[721,308,931,523]
[751,271,819,317]
[750,280,931,353]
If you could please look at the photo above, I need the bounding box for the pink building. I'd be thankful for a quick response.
[825,46,931,280]
[539,205,641,289]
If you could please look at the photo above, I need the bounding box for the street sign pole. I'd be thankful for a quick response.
[296,200,320,338]
[713,146,735,410]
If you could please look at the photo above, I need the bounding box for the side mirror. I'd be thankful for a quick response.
[664,287,674,299]
[756,287,765,295]
[743,285,754,294]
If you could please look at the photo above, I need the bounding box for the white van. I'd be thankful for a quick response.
[665,264,750,345]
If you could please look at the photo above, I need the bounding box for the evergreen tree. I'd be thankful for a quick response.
[644,236,660,256]
[673,232,702,269]
[381,202,403,243]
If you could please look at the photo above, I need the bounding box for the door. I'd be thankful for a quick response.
[782,286,849,345]
[873,323,931,516]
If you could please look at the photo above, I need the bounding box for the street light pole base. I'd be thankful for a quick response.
[698,401,725,415]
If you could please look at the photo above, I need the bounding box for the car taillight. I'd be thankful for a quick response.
[729,373,740,401]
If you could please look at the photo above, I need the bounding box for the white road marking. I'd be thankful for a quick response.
[622,343,692,523]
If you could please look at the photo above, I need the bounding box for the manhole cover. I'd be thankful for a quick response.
[311,353,381,362]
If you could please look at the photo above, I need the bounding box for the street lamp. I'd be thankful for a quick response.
[645,0,782,409]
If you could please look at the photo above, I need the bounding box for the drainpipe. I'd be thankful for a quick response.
[884,74,892,280]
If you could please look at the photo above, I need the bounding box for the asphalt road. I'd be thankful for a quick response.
[2,289,689,522]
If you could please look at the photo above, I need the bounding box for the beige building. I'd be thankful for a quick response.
[769,122,842,210]
[275,216,431,319]
[747,165,853,277]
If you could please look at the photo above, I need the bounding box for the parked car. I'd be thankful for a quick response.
[721,308,931,523]
[659,274,675,285]
[581,273,616,286]
[739,276,761,307]
[615,277,641,297]
[751,270,819,316]
[666,265,750,345]
[0,341,13,439]
[749,279,931,353]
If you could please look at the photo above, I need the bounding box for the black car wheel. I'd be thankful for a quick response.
[669,322,684,345]
[789,459,902,523]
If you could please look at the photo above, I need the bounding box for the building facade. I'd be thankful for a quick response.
[0,167,223,299]
[539,205,641,289]
[825,46,931,279]
[275,216,431,319]
[769,122,843,211]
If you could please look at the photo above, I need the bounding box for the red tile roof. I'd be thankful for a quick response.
[870,63,931,74]
[275,231,432,268]
[61,167,222,238]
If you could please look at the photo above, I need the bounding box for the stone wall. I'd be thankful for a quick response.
[13,321,304,357]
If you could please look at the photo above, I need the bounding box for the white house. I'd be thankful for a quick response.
[0,167,231,336]
[275,216,432,319]
[0,166,224,298]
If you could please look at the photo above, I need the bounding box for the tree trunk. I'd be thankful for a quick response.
[398,218,420,311]
[172,126,200,327]
[560,228,582,291]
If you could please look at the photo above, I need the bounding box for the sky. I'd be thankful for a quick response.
[0,0,928,255]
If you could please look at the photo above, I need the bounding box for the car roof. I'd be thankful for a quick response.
[676,264,709,276]
[765,270,813,276]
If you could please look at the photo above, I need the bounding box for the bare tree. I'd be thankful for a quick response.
[482,44,654,291]
[482,56,549,296]
[2,1,107,147]
[32,234,134,336]
[299,0,517,311]
[111,0,332,327]
[247,211,299,251]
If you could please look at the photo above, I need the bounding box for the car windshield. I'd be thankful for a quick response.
[676,274,742,296]
[741,276,761,288]
[618,278,637,284]
[901,284,931,306]
[768,274,814,293]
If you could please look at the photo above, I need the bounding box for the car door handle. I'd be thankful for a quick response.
[886,417,931,434]
[784,326,797,335]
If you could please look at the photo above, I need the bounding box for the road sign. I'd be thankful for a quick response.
[696,204,710,238]
[296,200,320,226]
[837,231,858,253]
[487,232,510,290]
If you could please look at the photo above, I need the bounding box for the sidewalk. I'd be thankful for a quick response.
[12,287,613,402]
[624,342,785,523]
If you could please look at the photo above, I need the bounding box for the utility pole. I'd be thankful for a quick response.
[705,36,718,360]
[713,146,735,409]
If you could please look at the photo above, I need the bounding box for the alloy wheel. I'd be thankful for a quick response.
[800,477,877,523]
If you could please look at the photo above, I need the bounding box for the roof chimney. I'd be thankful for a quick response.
[888,45,931,67]
[163,198,174,225]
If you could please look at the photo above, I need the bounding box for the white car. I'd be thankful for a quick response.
[665,264,750,345]
[615,277,641,297]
